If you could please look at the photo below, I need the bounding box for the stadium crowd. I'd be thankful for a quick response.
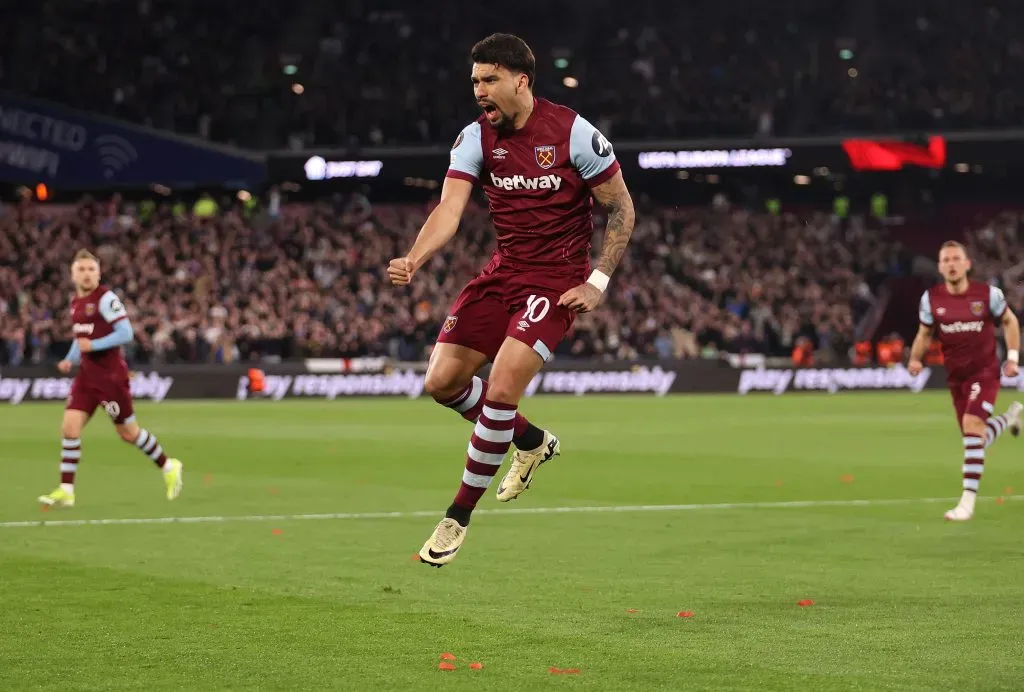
[964,209,1024,315]
[4,0,1023,148]
[0,194,900,367]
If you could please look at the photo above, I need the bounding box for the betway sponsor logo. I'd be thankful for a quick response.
[939,321,984,334]
[525,366,676,397]
[489,172,562,191]
[738,366,932,395]
[236,371,426,401]
[0,371,173,404]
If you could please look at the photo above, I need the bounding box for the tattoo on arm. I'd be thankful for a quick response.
[591,173,636,277]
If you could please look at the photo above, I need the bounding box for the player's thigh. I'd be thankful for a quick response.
[61,409,91,438]
[487,337,548,404]
[435,279,509,363]
[64,378,97,436]
[424,343,490,400]
[505,289,576,365]
[96,381,136,428]
[961,378,999,428]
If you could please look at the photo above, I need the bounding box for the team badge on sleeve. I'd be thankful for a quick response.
[534,145,556,170]
[452,132,464,150]
[443,315,458,333]
[971,301,985,316]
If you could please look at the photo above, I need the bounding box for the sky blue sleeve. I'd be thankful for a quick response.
[446,122,483,181]
[64,339,81,364]
[98,290,129,323]
[89,318,135,351]
[919,291,933,326]
[569,115,618,182]
[990,285,1008,318]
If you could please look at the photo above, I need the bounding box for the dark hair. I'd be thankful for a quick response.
[471,33,536,87]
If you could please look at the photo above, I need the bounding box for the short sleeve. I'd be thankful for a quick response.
[446,122,483,182]
[990,285,1008,319]
[569,115,620,187]
[919,291,934,326]
[98,290,128,323]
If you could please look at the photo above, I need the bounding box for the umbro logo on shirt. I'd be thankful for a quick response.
[492,148,508,159]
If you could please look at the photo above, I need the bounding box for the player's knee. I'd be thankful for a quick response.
[962,415,986,436]
[424,370,461,402]
[61,421,82,439]
[484,377,520,406]
[116,422,140,443]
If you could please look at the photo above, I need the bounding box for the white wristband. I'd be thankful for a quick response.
[1009,349,1019,364]
[587,270,610,293]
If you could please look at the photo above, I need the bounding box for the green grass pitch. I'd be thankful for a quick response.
[2,393,1024,691]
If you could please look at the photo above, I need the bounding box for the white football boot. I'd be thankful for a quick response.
[495,431,560,502]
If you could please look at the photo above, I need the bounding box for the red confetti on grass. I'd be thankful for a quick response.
[203,473,213,485]
[797,599,814,607]
[1004,486,1014,495]
[268,487,279,495]
[438,663,455,671]
[470,662,484,670]
[677,611,694,618]
[549,668,580,675]
[271,528,283,536]
[40,505,50,513]
[411,554,421,562]
[440,653,456,661]
[626,608,639,613]
[996,497,1006,505]
[840,474,855,484]
[774,479,784,487]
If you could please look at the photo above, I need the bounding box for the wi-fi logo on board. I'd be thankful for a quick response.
[94,134,139,179]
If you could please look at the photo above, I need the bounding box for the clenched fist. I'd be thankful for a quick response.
[388,257,416,286]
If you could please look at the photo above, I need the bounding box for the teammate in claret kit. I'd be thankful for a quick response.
[37,250,183,508]
[388,33,636,567]
[908,241,1022,521]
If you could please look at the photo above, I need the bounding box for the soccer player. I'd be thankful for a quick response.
[37,250,183,508]
[908,241,1022,521]
[388,33,635,566]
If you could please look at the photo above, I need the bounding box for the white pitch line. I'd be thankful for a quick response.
[0,496,1019,529]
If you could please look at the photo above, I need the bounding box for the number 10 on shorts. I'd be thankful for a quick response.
[518,294,551,331]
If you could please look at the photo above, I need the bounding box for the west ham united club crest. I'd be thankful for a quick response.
[443,315,458,333]
[85,303,96,316]
[534,145,556,170]
[971,301,985,316]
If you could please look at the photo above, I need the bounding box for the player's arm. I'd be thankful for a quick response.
[63,340,82,364]
[388,123,481,286]
[1002,309,1020,360]
[908,324,933,365]
[907,291,933,375]
[77,291,135,353]
[388,176,474,285]
[995,284,1020,375]
[559,116,635,312]
[590,171,636,281]
[57,339,82,373]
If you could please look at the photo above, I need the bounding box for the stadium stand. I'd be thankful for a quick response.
[0,194,903,366]
[5,0,1024,147]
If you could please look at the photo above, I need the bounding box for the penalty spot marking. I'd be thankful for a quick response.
[0,496,1019,529]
